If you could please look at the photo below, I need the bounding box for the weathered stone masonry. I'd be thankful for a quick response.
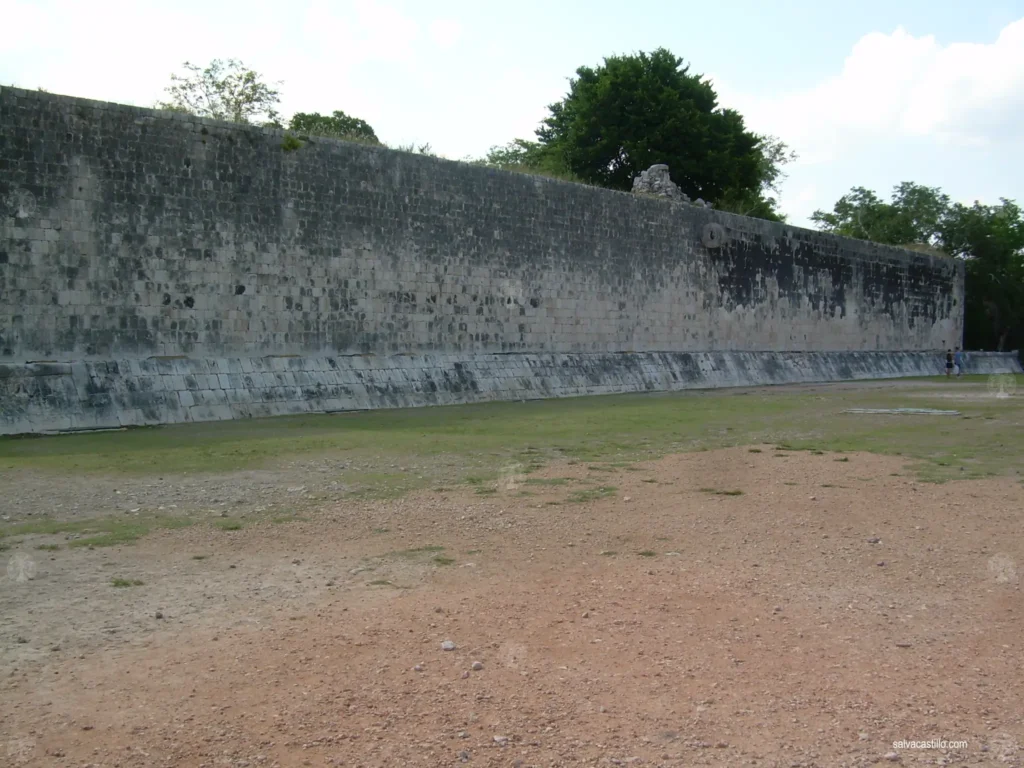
[1,87,1015,434]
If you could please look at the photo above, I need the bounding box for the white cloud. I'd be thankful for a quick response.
[300,0,421,65]
[428,19,463,49]
[708,18,1024,226]
[718,18,1024,165]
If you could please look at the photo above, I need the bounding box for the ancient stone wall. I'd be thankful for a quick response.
[0,86,986,435]
[1,87,963,365]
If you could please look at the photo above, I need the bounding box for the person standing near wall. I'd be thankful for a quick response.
[954,347,965,377]
[945,349,954,377]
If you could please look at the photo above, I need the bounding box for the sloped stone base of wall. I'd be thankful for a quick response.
[1,351,1021,436]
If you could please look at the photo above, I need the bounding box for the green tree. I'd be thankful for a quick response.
[810,183,950,246]
[288,110,379,143]
[157,59,282,125]
[942,200,1024,352]
[534,48,782,213]
[479,139,580,181]
[716,135,796,221]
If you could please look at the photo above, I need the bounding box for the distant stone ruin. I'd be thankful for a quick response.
[631,164,712,208]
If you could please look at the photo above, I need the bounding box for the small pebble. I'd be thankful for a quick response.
[441,640,456,651]
[154,611,164,619]
[884,752,900,762]
[471,661,483,671]
[413,664,424,672]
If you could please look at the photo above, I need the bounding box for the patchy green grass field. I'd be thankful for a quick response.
[1,376,1021,489]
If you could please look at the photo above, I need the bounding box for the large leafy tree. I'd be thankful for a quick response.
[157,59,282,125]
[943,200,1024,352]
[812,184,1024,353]
[533,48,790,217]
[810,183,951,246]
[288,110,379,143]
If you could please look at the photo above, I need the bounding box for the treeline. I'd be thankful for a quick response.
[154,57,1021,354]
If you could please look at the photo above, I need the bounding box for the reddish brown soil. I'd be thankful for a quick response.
[2,447,1022,767]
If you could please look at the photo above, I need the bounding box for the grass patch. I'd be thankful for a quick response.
[346,471,422,500]
[523,477,572,486]
[215,520,244,531]
[191,554,208,560]
[835,457,850,463]
[432,555,455,566]
[35,544,60,551]
[699,488,744,496]
[1,515,192,548]
[587,465,617,472]
[475,486,498,496]
[599,550,617,556]
[567,486,618,503]
[638,550,657,557]
[2,375,1021,487]
[372,527,390,534]
[748,448,763,453]
[111,578,143,588]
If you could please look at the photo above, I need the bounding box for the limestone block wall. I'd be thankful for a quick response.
[2,351,1019,435]
[0,87,963,366]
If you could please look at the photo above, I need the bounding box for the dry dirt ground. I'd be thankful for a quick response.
[2,446,1023,768]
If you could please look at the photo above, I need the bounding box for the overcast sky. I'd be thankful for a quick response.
[3,0,1023,227]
